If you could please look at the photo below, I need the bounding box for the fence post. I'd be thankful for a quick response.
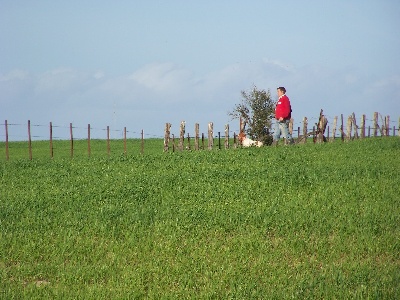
[224,124,229,149]
[240,117,245,133]
[187,133,191,150]
[398,117,400,137]
[373,112,378,137]
[141,129,144,154]
[208,122,214,150]
[88,124,91,157]
[346,115,352,141]
[316,113,327,143]
[5,120,9,161]
[302,117,308,143]
[382,115,387,136]
[352,113,358,139]
[124,127,127,155]
[28,120,32,160]
[107,126,110,156]
[179,121,185,151]
[378,114,385,136]
[289,118,294,135]
[164,123,171,152]
[70,123,73,158]
[340,114,344,141]
[172,134,175,152]
[50,122,53,159]
[233,132,237,148]
[360,114,366,139]
[386,115,390,136]
[331,116,337,142]
[195,123,199,150]
[312,126,316,142]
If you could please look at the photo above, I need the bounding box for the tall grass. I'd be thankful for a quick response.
[1,138,399,299]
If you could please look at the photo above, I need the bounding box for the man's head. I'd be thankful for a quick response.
[277,86,286,94]
[277,87,286,97]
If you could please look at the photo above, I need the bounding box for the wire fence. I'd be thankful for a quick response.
[1,112,399,160]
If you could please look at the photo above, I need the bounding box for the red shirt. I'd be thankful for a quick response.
[275,94,292,120]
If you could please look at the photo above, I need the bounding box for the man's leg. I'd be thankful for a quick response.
[280,120,295,145]
[272,121,281,145]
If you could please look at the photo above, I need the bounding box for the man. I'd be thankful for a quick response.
[273,87,294,145]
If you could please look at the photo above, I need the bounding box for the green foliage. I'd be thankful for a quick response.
[0,138,399,299]
[228,85,275,145]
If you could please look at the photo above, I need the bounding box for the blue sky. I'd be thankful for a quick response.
[1,0,399,140]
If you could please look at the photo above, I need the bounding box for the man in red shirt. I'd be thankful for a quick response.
[273,87,294,145]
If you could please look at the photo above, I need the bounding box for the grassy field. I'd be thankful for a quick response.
[0,137,399,299]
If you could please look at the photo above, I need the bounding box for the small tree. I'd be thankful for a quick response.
[228,85,275,145]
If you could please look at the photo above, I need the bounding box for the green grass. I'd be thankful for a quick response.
[0,138,399,299]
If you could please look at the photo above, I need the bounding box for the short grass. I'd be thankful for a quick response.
[0,137,399,299]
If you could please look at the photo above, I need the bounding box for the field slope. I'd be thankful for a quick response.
[1,138,399,299]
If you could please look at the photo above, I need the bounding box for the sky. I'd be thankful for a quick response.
[1,0,399,141]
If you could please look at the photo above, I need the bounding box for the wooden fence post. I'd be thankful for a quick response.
[28,120,32,160]
[179,121,185,151]
[346,115,352,141]
[341,114,344,141]
[5,120,9,161]
[172,134,175,152]
[218,132,221,150]
[398,117,400,137]
[233,132,237,148]
[360,114,366,139]
[382,116,386,136]
[302,117,308,143]
[141,129,144,154]
[187,133,191,150]
[378,114,385,136]
[289,118,294,135]
[70,122,73,158]
[124,127,127,155]
[164,123,171,152]
[195,123,199,150]
[312,126,316,142]
[107,126,110,156]
[224,124,229,149]
[88,124,91,157]
[240,117,245,133]
[385,115,390,136]
[352,113,358,139]
[382,115,387,136]
[50,122,53,159]
[208,122,213,150]
[331,116,337,142]
[373,112,378,137]
[316,112,327,143]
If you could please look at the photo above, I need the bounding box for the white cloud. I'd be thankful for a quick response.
[34,68,89,95]
[262,58,295,72]
[129,62,194,94]
[0,69,30,81]
[94,71,105,80]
